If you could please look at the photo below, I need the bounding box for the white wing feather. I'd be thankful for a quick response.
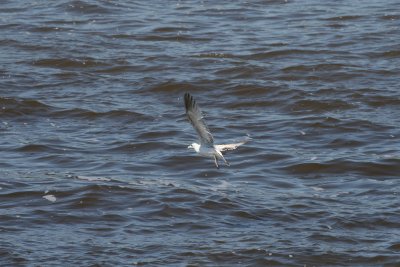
[215,140,248,152]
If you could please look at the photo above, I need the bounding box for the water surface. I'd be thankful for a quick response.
[1,1,400,266]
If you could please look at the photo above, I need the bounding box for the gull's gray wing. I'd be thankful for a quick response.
[184,93,214,145]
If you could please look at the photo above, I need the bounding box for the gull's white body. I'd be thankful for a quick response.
[184,93,248,168]
[188,142,228,166]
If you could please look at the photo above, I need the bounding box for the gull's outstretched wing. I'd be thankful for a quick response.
[215,137,251,152]
[184,93,214,145]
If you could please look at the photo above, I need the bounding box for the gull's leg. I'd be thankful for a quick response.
[222,155,230,166]
[215,149,229,167]
[214,155,219,168]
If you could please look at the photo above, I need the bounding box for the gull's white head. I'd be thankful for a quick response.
[188,142,200,152]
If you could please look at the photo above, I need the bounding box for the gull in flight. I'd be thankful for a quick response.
[184,92,249,168]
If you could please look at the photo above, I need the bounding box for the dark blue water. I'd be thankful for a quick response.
[1,1,400,266]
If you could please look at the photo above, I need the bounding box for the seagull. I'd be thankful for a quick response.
[184,92,249,168]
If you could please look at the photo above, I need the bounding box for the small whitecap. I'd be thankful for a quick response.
[311,186,324,192]
[76,176,111,182]
[43,194,57,202]
[211,180,231,191]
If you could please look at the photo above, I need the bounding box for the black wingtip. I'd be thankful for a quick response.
[184,92,192,101]
[184,92,195,112]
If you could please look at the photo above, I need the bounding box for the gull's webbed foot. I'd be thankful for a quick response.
[222,156,230,166]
